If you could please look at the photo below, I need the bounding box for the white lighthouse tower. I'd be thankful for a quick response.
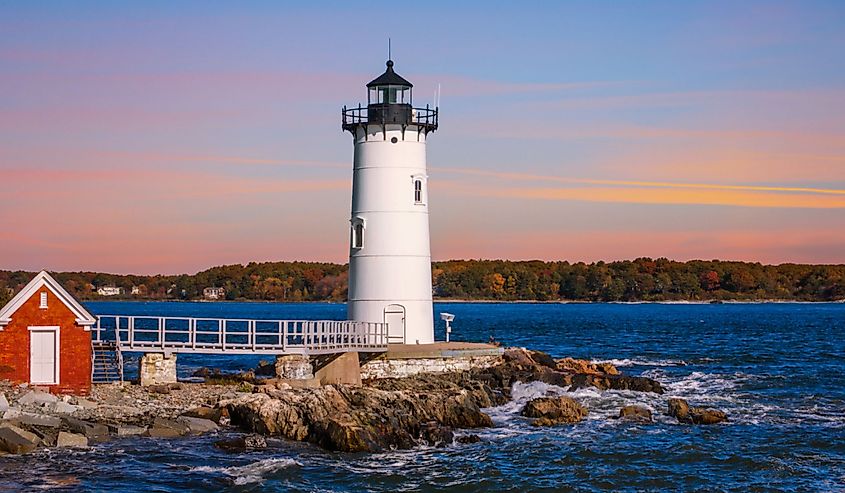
[342,60,439,345]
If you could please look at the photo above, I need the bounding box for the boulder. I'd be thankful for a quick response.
[56,432,88,448]
[456,434,481,444]
[17,390,58,406]
[690,408,728,425]
[556,358,619,375]
[63,417,110,440]
[224,374,499,452]
[176,416,219,434]
[215,434,267,452]
[19,412,61,428]
[569,374,664,394]
[146,385,171,395]
[667,398,690,420]
[618,405,653,423]
[0,393,9,411]
[108,424,147,437]
[147,418,190,437]
[182,406,226,424]
[527,351,557,369]
[522,396,587,425]
[51,402,82,414]
[668,398,728,425]
[419,422,454,447]
[0,425,41,454]
[72,398,98,410]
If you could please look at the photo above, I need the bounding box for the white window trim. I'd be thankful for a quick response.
[39,291,48,309]
[28,326,60,385]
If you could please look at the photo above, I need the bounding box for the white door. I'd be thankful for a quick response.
[384,305,406,344]
[30,327,59,385]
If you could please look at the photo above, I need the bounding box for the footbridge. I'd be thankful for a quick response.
[91,315,389,385]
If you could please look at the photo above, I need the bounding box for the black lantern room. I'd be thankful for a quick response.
[343,60,438,136]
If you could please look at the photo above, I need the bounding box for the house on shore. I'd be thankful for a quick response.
[0,271,97,394]
[203,287,226,300]
[96,286,123,297]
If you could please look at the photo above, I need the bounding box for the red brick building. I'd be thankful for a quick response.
[0,271,97,395]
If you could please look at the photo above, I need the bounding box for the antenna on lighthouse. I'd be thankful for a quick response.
[388,38,391,60]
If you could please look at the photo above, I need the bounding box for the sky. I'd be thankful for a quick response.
[1,1,844,274]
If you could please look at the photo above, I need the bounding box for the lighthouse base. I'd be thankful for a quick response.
[348,300,434,345]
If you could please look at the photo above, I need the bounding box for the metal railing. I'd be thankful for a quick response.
[342,104,438,130]
[92,316,389,355]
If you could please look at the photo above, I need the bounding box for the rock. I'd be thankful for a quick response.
[3,409,21,420]
[146,427,182,438]
[690,408,728,425]
[147,418,190,438]
[147,385,171,395]
[502,347,537,367]
[255,361,276,377]
[108,424,147,436]
[0,425,41,454]
[569,374,664,394]
[618,405,653,423]
[668,398,690,420]
[556,358,620,376]
[668,398,728,425]
[56,432,88,448]
[18,412,61,428]
[63,417,110,440]
[168,382,183,391]
[17,390,58,406]
[72,398,98,410]
[522,396,587,425]
[456,434,481,444]
[176,416,219,434]
[215,434,267,451]
[225,373,498,452]
[51,402,82,414]
[0,393,9,411]
[527,351,557,369]
[182,406,226,424]
[419,422,454,447]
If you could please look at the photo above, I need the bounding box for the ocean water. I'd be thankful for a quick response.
[1,301,843,492]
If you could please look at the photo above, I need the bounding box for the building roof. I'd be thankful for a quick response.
[0,271,97,328]
[366,60,413,88]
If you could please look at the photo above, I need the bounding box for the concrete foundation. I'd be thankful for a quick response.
[315,352,362,386]
[360,342,504,380]
[139,353,177,387]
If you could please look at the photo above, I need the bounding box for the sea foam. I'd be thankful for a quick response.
[190,458,300,485]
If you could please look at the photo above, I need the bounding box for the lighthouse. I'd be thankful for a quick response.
[342,60,439,345]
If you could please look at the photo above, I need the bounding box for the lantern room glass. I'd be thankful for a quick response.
[369,85,411,105]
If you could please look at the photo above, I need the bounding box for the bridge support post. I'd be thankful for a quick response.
[316,352,362,386]
[139,353,177,387]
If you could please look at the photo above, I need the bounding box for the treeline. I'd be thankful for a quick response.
[1,259,844,305]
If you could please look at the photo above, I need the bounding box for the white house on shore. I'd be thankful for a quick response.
[203,287,226,300]
[96,286,123,296]
[342,60,438,345]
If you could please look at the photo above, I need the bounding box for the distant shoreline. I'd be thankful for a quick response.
[83,298,845,304]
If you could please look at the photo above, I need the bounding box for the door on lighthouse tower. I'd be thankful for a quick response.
[384,305,406,344]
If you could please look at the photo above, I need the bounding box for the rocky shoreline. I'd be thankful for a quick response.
[0,348,727,455]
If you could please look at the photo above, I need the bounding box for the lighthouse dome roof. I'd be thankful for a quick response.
[367,60,413,88]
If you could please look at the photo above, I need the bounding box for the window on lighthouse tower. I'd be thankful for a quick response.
[352,222,364,249]
[414,179,423,204]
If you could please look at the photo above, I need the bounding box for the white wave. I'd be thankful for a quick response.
[592,358,687,367]
[191,458,300,485]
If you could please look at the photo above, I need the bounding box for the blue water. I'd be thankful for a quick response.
[2,302,844,492]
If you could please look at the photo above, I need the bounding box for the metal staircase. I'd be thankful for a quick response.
[92,341,123,384]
